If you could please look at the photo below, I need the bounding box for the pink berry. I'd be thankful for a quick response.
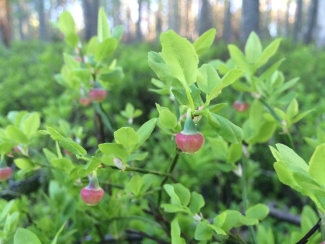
[89,88,108,102]
[79,97,91,106]
[233,101,250,112]
[176,132,204,154]
[0,167,12,181]
[80,187,104,206]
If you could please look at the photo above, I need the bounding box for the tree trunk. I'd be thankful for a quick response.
[304,0,318,44]
[223,0,232,43]
[168,0,179,32]
[38,0,46,41]
[136,0,143,41]
[0,0,11,47]
[293,0,303,43]
[315,0,325,47]
[156,0,162,40]
[241,0,260,43]
[82,0,99,41]
[17,2,25,40]
[285,0,292,37]
[198,0,213,35]
[112,0,121,26]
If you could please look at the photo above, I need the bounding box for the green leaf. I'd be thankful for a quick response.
[188,192,205,214]
[255,38,282,68]
[65,33,79,47]
[172,85,203,107]
[308,144,325,185]
[193,29,216,56]
[135,118,157,149]
[276,143,308,171]
[245,32,262,64]
[163,184,182,205]
[7,125,28,144]
[148,52,183,87]
[173,183,191,207]
[259,58,285,81]
[207,69,243,101]
[86,36,99,55]
[128,174,143,196]
[257,225,275,244]
[58,11,75,36]
[14,158,35,170]
[114,127,140,150]
[246,204,269,220]
[171,218,187,244]
[0,141,13,154]
[273,161,301,191]
[127,152,148,161]
[228,45,253,75]
[286,99,299,119]
[158,109,178,130]
[197,64,221,94]
[292,109,314,124]
[195,220,213,241]
[100,67,124,84]
[63,53,79,70]
[43,148,58,162]
[78,157,101,177]
[94,38,118,63]
[98,143,128,160]
[161,204,189,213]
[161,30,198,87]
[238,215,259,226]
[51,222,66,244]
[21,112,41,138]
[220,210,242,231]
[51,158,74,173]
[210,114,243,143]
[226,143,242,164]
[97,7,111,43]
[208,224,227,235]
[112,25,124,42]
[14,228,41,244]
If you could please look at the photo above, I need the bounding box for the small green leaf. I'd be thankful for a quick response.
[255,38,282,68]
[226,143,242,164]
[63,53,79,70]
[65,33,79,47]
[194,220,213,241]
[246,204,269,220]
[86,36,99,55]
[14,228,42,244]
[58,11,75,36]
[7,125,28,144]
[98,143,128,160]
[127,152,148,161]
[158,109,178,130]
[78,157,101,177]
[193,29,216,56]
[127,174,143,196]
[135,118,157,149]
[14,158,35,170]
[276,143,308,171]
[112,25,124,42]
[21,112,41,139]
[163,184,182,205]
[51,158,74,173]
[228,45,253,75]
[292,109,314,124]
[97,7,111,43]
[197,64,221,94]
[245,32,262,64]
[161,204,189,213]
[208,224,227,235]
[210,114,243,143]
[220,210,242,231]
[161,30,198,87]
[188,192,205,214]
[0,141,13,154]
[173,183,191,207]
[94,38,118,63]
[273,161,301,191]
[100,67,124,84]
[114,127,140,150]
[171,218,187,244]
[51,222,66,244]
[308,144,325,185]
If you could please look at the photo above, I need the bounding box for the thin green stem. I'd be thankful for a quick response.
[228,232,246,244]
[93,102,114,133]
[241,155,257,244]
[287,133,295,150]
[158,148,181,204]
[102,165,171,177]
[185,87,195,111]
[173,98,180,120]
[259,98,281,122]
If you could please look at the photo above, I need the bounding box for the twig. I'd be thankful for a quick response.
[102,165,171,177]
[296,218,321,244]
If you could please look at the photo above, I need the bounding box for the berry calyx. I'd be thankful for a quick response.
[79,97,91,106]
[80,173,104,206]
[233,100,250,112]
[0,167,12,181]
[89,88,108,102]
[175,110,204,154]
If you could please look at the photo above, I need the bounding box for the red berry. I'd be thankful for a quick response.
[0,167,12,181]
[89,88,107,102]
[79,97,91,106]
[233,101,250,112]
[80,187,104,206]
[176,132,204,154]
